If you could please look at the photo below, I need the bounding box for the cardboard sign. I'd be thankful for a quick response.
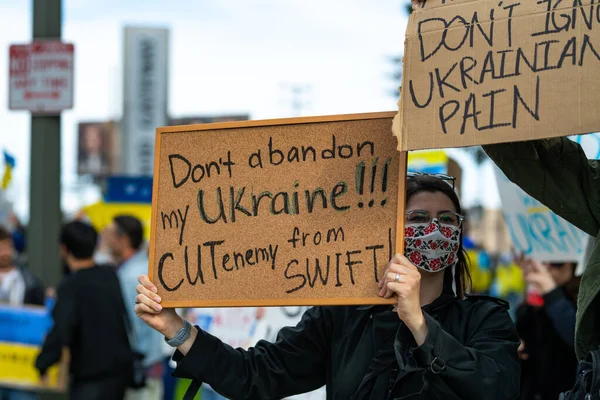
[149,112,405,307]
[397,0,600,150]
[495,167,588,263]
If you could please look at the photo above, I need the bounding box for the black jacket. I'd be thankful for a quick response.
[35,265,133,382]
[517,287,578,400]
[19,266,44,306]
[172,293,520,399]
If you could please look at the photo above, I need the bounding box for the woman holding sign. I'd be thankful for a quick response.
[134,174,520,399]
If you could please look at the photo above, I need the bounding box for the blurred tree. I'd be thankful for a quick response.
[463,146,489,165]
[387,55,403,97]
[387,1,415,97]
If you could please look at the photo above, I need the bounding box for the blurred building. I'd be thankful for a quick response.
[122,26,169,176]
[467,206,512,255]
[77,114,249,181]
[169,115,248,125]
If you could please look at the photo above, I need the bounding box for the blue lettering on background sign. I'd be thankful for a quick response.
[0,306,52,346]
[503,211,585,259]
[496,155,589,260]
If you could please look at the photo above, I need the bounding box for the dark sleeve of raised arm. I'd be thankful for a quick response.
[483,138,600,236]
[172,306,330,400]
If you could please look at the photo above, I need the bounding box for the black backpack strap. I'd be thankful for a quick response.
[560,347,600,399]
[183,380,202,400]
[588,347,600,394]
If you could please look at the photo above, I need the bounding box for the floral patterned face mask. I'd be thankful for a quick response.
[404,220,461,272]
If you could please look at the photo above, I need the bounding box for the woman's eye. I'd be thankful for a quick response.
[440,214,457,224]
[409,214,429,223]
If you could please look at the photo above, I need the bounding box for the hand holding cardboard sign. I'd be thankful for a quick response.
[134,275,184,338]
[379,254,427,345]
[411,0,425,9]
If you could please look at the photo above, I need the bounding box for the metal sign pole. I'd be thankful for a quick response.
[29,0,62,321]
[30,1,66,398]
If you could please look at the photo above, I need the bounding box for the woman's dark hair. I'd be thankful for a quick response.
[113,215,144,251]
[406,175,472,298]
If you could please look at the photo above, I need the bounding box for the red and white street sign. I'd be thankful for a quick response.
[9,41,74,114]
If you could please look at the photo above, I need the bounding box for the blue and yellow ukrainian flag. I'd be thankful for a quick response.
[1,151,16,190]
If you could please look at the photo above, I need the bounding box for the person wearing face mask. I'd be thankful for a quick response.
[132,174,520,399]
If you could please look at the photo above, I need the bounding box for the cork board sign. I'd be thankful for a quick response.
[149,112,406,307]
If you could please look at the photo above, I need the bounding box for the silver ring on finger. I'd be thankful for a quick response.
[394,273,400,283]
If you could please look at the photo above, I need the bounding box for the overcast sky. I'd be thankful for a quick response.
[0,0,502,219]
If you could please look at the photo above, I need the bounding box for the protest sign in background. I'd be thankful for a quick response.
[494,168,587,263]
[0,304,68,392]
[407,150,448,174]
[495,133,600,264]
[83,202,152,240]
[397,0,600,150]
[149,112,405,307]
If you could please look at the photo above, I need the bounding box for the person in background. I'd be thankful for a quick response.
[0,226,43,307]
[515,256,579,400]
[35,222,133,399]
[483,137,600,388]
[0,227,43,400]
[104,215,164,400]
[7,213,26,265]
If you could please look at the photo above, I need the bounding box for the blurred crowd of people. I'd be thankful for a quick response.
[466,238,581,400]
[0,213,174,400]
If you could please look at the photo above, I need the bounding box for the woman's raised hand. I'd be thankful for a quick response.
[378,254,428,344]
[134,274,184,338]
